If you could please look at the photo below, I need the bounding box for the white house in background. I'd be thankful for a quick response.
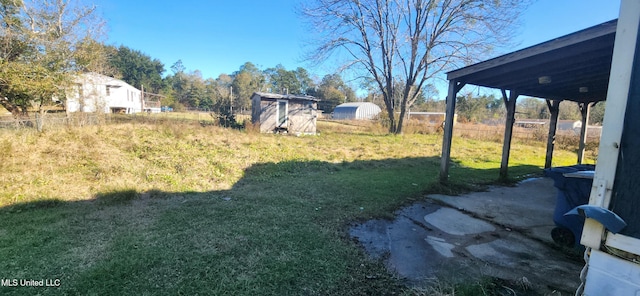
[65,72,143,114]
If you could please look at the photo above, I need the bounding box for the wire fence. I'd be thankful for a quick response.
[451,122,602,159]
[0,110,257,131]
[0,111,602,151]
[395,119,601,156]
[0,113,103,130]
[453,123,601,142]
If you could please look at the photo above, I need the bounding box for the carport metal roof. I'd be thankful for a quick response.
[440,19,617,182]
[448,19,616,103]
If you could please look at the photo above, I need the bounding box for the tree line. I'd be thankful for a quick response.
[104,45,359,115]
[0,0,361,122]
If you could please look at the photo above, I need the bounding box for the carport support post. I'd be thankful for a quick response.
[577,102,592,164]
[500,89,519,180]
[545,99,560,168]
[439,80,465,182]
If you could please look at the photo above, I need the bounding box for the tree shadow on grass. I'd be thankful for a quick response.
[0,157,541,296]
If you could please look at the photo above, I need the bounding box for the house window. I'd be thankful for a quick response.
[106,85,111,96]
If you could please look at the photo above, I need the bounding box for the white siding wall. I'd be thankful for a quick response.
[66,73,142,114]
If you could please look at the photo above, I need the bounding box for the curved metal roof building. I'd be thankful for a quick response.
[331,102,382,120]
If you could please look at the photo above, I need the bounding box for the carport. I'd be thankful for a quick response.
[439,19,617,182]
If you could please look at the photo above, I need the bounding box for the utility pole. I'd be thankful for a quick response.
[229,86,233,114]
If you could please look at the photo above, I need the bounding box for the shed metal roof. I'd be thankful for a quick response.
[447,19,617,103]
[252,92,320,102]
[335,102,376,107]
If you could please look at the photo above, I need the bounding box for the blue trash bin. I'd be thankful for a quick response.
[544,165,595,248]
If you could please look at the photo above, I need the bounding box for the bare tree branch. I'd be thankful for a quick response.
[0,0,105,120]
[302,0,528,133]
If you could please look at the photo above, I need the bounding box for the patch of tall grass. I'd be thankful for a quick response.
[0,118,587,295]
[1,118,591,207]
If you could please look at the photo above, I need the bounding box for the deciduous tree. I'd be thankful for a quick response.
[108,45,165,93]
[316,73,356,113]
[589,102,605,125]
[264,65,317,96]
[303,0,528,133]
[516,97,548,120]
[0,0,104,125]
[231,62,265,112]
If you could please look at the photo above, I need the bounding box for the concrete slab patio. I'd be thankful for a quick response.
[350,177,584,294]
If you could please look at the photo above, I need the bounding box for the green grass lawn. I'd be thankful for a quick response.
[0,120,586,295]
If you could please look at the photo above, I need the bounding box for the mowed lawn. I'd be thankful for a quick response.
[0,119,583,295]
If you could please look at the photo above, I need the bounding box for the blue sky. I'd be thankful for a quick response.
[100,0,620,92]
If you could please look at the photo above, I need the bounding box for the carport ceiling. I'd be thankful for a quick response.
[447,19,617,103]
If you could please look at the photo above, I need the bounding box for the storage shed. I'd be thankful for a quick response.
[251,92,319,135]
[331,102,382,120]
